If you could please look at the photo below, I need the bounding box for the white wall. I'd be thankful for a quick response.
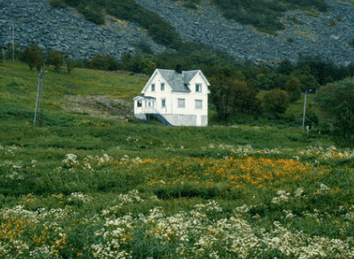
[138,71,209,126]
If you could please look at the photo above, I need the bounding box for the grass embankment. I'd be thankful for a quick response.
[1,61,353,258]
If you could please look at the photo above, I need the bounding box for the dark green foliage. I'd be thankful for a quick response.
[83,58,91,69]
[295,55,354,87]
[91,54,119,71]
[291,65,320,92]
[120,53,157,74]
[48,0,66,8]
[0,46,3,64]
[285,77,302,103]
[22,44,44,71]
[263,88,289,118]
[91,54,109,70]
[78,3,105,25]
[316,77,354,147]
[52,51,64,72]
[212,0,328,33]
[58,0,180,47]
[304,108,319,129]
[209,66,262,120]
[277,59,294,75]
[135,41,153,55]
[65,57,75,74]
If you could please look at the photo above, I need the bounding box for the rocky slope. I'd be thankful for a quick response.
[1,0,354,66]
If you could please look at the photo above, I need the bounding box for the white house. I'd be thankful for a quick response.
[134,67,210,126]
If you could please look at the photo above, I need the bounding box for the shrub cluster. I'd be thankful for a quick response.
[49,0,181,47]
[213,0,328,33]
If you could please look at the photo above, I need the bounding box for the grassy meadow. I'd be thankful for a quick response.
[1,61,354,258]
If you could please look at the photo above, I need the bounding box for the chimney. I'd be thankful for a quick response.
[175,64,182,74]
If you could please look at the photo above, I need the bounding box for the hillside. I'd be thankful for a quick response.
[1,0,354,65]
[2,61,354,258]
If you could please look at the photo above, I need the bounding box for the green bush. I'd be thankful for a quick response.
[285,77,302,103]
[316,77,354,147]
[48,0,66,8]
[263,88,289,118]
[212,0,327,33]
[91,54,109,70]
[22,44,44,71]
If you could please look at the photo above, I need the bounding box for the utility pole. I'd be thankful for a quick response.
[302,89,307,131]
[12,0,15,61]
[34,69,44,126]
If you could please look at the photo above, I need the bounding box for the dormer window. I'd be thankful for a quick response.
[151,84,155,91]
[196,84,202,92]
[161,83,165,91]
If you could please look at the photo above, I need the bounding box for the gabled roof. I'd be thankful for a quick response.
[158,69,200,92]
[142,69,210,94]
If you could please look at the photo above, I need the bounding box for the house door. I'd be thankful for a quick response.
[197,115,201,126]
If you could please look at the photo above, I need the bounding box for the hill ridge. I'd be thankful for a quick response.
[0,0,354,65]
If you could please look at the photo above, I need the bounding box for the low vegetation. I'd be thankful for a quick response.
[1,48,354,257]
[48,0,328,35]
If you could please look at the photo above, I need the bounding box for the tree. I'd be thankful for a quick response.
[52,51,64,72]
[291,65,319,92]
[209,66,262,120]
[23,44,43,71]
[209,66,235,120]
[277,59,294,75]
[263,88,289,118]
[316,77,354,147]
[65,57,75,74]
[0,46,3,64]
[230,79,263,117]
[285,77,301,103]
[92,54,109,70]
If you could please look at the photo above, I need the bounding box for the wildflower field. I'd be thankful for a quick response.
[1,61,354,258]
[1,119,354,258]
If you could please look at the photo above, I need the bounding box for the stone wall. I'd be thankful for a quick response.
[1,0,354,65]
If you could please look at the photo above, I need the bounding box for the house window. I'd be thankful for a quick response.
[177,98,185,108]
[161,99,166,108]
[151,84,155,91]
[195,99,202,109]
[196,84,202,92]
[137,100,142,107]
[161,83,165,91]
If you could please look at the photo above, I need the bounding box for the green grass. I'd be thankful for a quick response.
[2,60,354,258]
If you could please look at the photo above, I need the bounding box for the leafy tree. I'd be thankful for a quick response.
[0,46,3,64]
[263,88,289,118]
[52,51,64,72]
[231,79,263,117]
[291,66,319,92]
[277,59,294,75]
[23,44,43,71]
[209,66,238,120]
[83,58,91,69]
[48,0,66,8]
[92,54,109,70]
[65,57,75,74]
[316,77,354,147]
[209,66,261,120]
[285,77,301,103]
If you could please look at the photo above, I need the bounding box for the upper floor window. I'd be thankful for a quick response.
[151,84,155,91]
[177,98,185,108]
[195,99,202,109]
[161,83,165,91]
[196,84,202,92]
